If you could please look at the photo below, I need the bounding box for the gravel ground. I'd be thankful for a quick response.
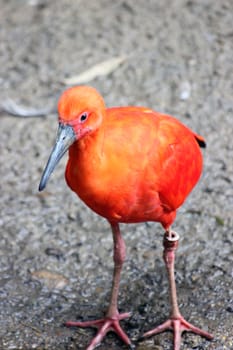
[0,1,233,349]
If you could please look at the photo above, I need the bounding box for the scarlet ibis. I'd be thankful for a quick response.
[39,86,213,350]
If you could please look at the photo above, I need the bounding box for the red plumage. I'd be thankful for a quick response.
[39,86,213,350]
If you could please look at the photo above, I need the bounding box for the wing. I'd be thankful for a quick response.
[152,114,204,211]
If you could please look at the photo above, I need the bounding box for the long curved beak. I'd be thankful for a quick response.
[39,123,76,191]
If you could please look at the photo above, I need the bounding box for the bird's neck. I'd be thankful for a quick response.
[68,125,105,161]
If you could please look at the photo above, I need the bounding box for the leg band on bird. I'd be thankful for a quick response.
[163,230,181,319]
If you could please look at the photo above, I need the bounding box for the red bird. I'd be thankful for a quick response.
[39,86,213,350]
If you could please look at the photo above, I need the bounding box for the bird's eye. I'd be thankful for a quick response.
[80,113,88,123]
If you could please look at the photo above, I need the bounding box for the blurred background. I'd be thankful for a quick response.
[0,0,232,349]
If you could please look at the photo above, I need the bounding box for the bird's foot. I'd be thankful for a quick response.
[65,312,132,350]
[143,315,214,350]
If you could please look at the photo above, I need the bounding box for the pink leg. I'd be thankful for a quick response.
[65,222,132,350]
[143,230,214,350]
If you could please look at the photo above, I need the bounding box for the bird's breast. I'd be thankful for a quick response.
[65,131,165,223]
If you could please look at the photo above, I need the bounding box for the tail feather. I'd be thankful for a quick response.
[195,133,206,148]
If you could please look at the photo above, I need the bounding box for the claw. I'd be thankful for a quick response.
[143,316,214,350]
[65,313,132,350]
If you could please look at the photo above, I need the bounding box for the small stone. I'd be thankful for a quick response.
[31,269,69,289]
[179,81,191,100]
[226,305,233,313]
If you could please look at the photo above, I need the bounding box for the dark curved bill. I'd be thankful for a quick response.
[38,123,76,191]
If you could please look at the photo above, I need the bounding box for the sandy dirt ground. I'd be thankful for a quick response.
[0,1,233,349]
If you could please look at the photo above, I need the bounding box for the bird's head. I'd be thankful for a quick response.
[38,86,106,191]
